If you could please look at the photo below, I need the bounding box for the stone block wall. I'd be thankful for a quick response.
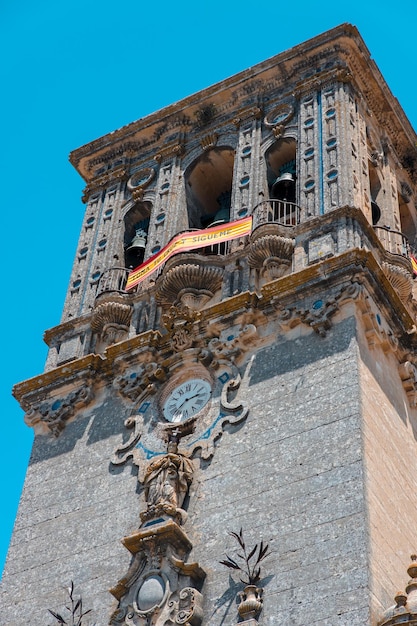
[2,314,413,625]
[190,316,370,625]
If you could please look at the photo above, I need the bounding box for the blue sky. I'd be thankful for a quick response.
[1,0,416,578]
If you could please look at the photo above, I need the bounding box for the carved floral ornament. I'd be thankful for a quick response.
[109,341,254,624]
[155,262,224,311]
[24,383,94,437]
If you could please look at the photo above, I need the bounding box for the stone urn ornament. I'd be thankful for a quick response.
[220,528,270,623]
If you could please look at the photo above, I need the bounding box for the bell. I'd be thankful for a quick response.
[126,228,147,268]
[213,206,230,223]
[271,172,295,201]
[127,228,147,252]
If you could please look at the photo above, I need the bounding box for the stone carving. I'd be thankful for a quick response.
[154,142,184,163]
[276,282,361,337]
[200,133,218,151]
[378,555,417,625]
[238,586,263,622]
[381,260,413,302]
[81,165,128,200]
[156,263,223,310]
[398,361,417,407]
[208,325,258,367]
[232,106,262,127]
[91,301,133,349]
[161,305,202,352]
[24,383,94,437]
[358,292,400,354]
[114,363,166,402]
[248,233,294,281]
[220,528,269,626]
[140,438,194,526]
[188,362,252,461]
[109,522,205,626]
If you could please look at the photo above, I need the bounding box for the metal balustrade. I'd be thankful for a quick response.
[96,267,130,296]
[252,199,301,228]
[373,226,409,257]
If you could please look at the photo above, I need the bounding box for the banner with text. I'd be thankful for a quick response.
[125,216,253,291]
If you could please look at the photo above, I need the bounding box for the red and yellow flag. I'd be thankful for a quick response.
[410,253,417,276]
[125,216,252,291]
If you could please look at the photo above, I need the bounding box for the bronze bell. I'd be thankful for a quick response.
[271,172,295,201]
[127,228,147,251]
[126,228,147,268]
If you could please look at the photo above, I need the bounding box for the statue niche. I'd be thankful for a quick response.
[140,438,194,526]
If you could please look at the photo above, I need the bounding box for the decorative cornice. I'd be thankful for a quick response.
[15,241,417,434]
[81,165,128,200]
[232,106,262,128]
[154,142,184,163]
[24,381,94,437]
[70,24,415,185]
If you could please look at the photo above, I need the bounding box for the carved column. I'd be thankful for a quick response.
[298,89,321,218]
[146,143,186,255]
[231,108,263,222]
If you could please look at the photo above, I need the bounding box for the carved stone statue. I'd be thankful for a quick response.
[140,439,194,525]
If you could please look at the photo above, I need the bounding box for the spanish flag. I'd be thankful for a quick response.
[411,253,417,276]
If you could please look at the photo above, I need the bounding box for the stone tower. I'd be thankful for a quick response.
[2,23,417,626]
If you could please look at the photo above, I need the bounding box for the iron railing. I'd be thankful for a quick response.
[96,267,130,296]
[252,199,301,228]
[373,226,409,257]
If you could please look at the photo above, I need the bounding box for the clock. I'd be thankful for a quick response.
[162,378,212,423]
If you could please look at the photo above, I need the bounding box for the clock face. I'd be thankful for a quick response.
[162,379,212,423]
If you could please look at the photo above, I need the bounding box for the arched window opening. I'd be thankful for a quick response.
[266,139,297,202]
[369,161,383,225]
[185,148,234,229]
[399,190,417,252]
[124,201,152,269]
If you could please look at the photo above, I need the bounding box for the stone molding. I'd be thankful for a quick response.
[15,246,417,436]
[109,520,205,626]
[24,381,94,437]
[155,262,223,309]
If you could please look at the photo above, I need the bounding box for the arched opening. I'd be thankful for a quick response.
[185,147,234,229]
[265,138,297,202]
[399,190,417,251]
[124,201,152,269]
[368,161,383,225]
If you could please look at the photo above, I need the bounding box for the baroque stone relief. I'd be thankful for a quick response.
[91,300,133,351]
[109,314,255,625]
[398,361,417,408]
[111,358,252,469]
[109,520,205,626]
[23,383,94,437]
[274,281,361,337]
[155,262,223,311]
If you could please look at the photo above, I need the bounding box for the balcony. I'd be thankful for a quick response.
[252,199,301,229]
[373,226,409,257]
[95,267,132,299]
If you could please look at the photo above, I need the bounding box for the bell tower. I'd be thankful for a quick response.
[2,23,417,626]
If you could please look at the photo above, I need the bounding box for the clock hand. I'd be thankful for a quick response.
[176,392,202,410]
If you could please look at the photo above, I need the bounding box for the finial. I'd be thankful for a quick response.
[407,554,417,582]
[394,591,407,607]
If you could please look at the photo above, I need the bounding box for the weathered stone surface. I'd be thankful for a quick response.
[3,23,417,626]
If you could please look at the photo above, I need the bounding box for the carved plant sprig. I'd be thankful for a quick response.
[220,528,270,585]
[48,581,93,626]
